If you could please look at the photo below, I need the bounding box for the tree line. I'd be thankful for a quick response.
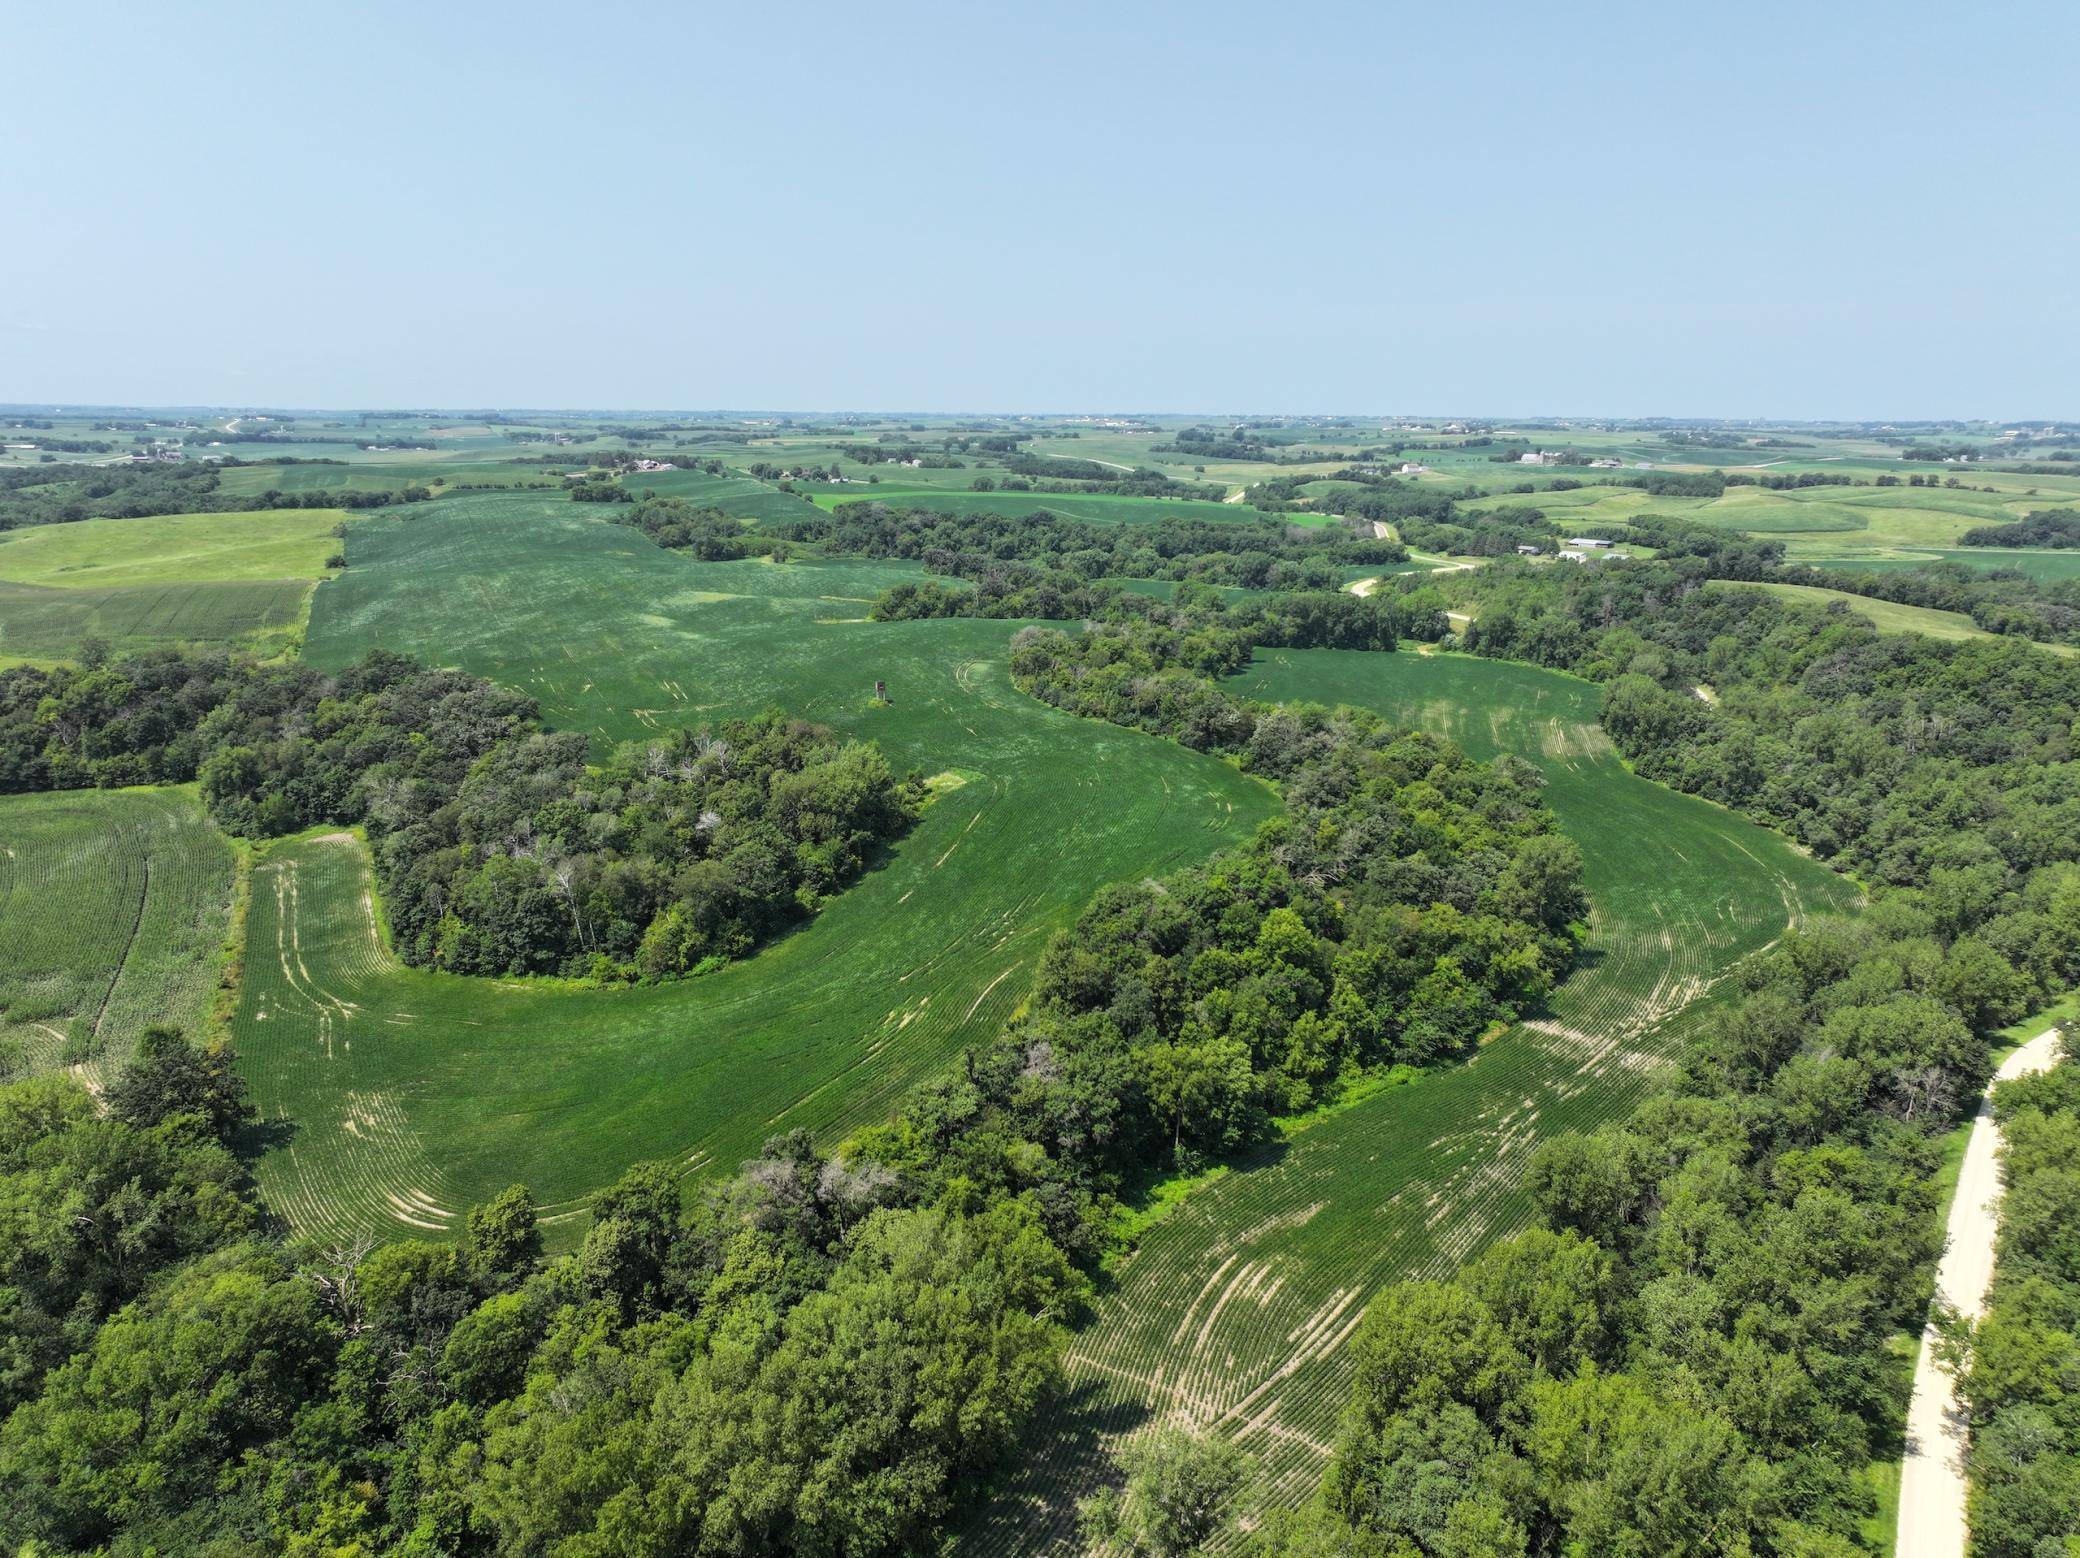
[778,501,1406,589]
[1960,506,2080,548]
[1959,1050,2080,1555]
[606,495,771,558]
[0,461,431,530]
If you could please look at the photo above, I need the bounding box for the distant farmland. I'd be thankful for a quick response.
[620,466,822,523]
[1476,477,2080,565]
[808,485,1294,526]
[965,647,1861,1550]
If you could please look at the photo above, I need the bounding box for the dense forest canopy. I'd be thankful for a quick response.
[0,1033,1078,1554]
[1960,506,2080,548]
[782,500,1408,580]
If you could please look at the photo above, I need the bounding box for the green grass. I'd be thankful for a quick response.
[0,786,237,1083]
[233,490,1278,1244]
[1860,1389,1907,1555]
[0,509,348,589]
[965,648,1861,1550]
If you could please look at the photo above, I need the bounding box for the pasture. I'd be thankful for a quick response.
[236,490,1278,1243]
[966,648,1861,1549]
[0,786,236,1083]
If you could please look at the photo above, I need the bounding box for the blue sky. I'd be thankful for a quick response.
[5,0,2074,416]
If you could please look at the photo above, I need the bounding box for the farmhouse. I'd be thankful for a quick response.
[1397,462,1430,475]
[1558,548,1589,561]
[1515,544,1541,555]
[630,458,676,472]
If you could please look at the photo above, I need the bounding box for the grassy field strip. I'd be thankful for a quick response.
[964,650,1859,1552]
[0,786,235,1083]
[231,492,1277,1243]
[1802,547,2080,583]
[1713,579,2080,655]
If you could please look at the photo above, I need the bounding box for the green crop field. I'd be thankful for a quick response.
[0,508,348,588]
[964,648,1862,1550]
[0,577,319,662]
[233,490,1278,1243]
[0,786,236,1084]
[0,508,367,661]
[212,466,424,496]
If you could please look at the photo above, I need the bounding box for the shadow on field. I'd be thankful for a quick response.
[233,1116,301,1237]
[965,1374,1152,1550]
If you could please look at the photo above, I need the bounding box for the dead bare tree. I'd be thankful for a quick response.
[300,1231,377,1336]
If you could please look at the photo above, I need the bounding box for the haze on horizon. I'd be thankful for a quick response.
[5,0,2075,419]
